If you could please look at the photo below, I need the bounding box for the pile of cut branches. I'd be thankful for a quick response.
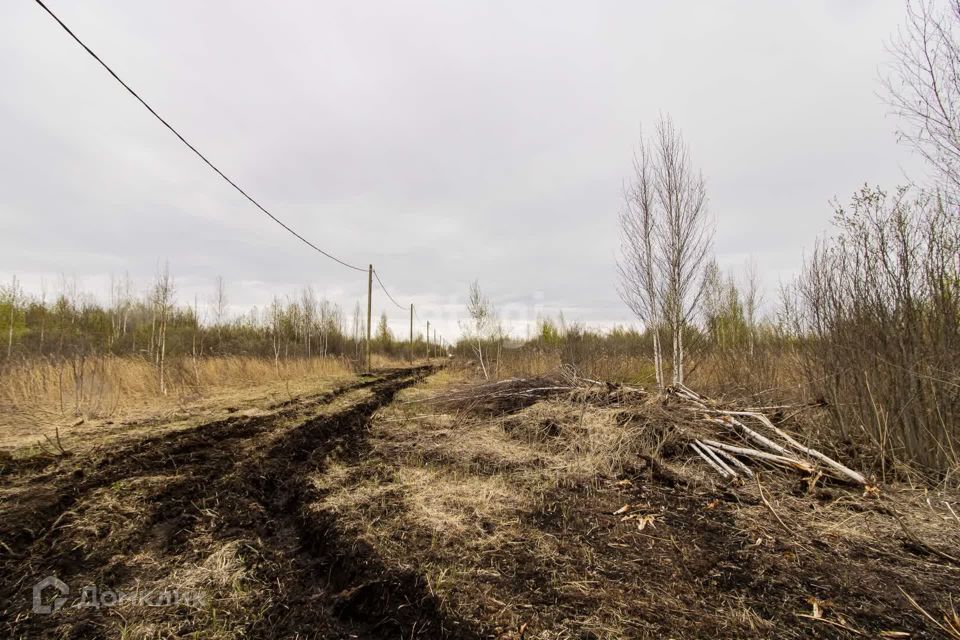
[668,384,868,487]
[417,367,645,414]
[419,371,867,488]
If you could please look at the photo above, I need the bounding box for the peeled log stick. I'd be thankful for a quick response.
[672,384,708,408]
[675,383,706,401]
[711,410,867,486]
[690,441,732,479]
[706,444,755,478]
[700,439,816,474]
[766,424,865,484]
[695,439,739,478]
[703,416,791,457]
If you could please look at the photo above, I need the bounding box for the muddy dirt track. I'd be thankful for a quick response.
[3,366,959,639]
[0,365,480,639]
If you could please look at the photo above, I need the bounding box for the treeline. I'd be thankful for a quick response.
[456,263,776,386]
[0,269,423,367]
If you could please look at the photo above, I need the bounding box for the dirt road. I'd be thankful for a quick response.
[1,365,477,639]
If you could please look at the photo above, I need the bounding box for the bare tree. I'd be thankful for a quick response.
[742,257,762,356]
[619,117,713,386]
[655,118,713,385]
[884,0,960,194]
[151,264,175,395]
[463,280,495,379]
[5,275,19,359]
[300,286,317,358]
[269,296,284,375]
[212,275,228,347]
[39,277,47,351]
[351,301,364,360]
[617,135,665,386]
[700,259,725,348]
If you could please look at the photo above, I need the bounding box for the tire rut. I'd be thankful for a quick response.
[1,366,482,640]
[238,366,483,639]
[0,374,377,562]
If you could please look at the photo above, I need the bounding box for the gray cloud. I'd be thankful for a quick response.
[1,0,924,339]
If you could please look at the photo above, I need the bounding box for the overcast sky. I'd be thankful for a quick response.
[1,1,926,339]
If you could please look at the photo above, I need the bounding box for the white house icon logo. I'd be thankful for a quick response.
[32,576,69,614]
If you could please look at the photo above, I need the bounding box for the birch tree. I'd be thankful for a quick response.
[463,280,495,379]
[151,264,175,395]
[742,257,762,356]
[270,296,283,375]
[617,136,665,386]
[655,117,713,385]
[212,275,228,347]
[618,116,713,386]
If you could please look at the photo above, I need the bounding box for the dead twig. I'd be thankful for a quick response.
[899,587,960,639]
[756,477,792,535]
[890,506,960,566]
[37,426,70,458]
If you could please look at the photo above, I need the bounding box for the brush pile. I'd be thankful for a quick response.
[666,383,868,487]
[421,370,870,488]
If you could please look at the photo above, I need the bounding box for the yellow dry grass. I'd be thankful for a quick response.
[494,350,656,384]
[0,355,354,451]
[485,347,808,401]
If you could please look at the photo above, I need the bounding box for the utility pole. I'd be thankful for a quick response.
[409,303,414,362]
[366,264,372,373]
[426,320,430,360]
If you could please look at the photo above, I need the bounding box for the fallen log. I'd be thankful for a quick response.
[690,441,733,479]
[695,439,740,478]
[706,444,755,478]
[700,439,816,474]
[709,410,867,485]
[703,415,791,457]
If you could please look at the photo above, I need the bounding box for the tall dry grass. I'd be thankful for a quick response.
[0,354,353,424]
[686,345,809,402]
[494,349,656,385]
[493,345,805,401]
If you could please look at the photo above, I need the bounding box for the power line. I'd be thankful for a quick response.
[34,0,438,336]
[373,270,406,310]
[33,0,366,273]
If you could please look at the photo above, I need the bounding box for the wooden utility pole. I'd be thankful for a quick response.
[366,264,372,372]
[426,320,430,360]
[409,303,414,362]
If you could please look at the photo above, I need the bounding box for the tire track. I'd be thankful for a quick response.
[0,375,377,562]
[1,366,482,639]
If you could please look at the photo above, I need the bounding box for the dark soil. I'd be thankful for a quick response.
[0,366,481,640]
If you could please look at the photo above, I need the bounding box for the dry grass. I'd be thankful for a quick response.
[0,354,355,451]
[0,354,353,418]
[307,368,960,638]
[492,347,806,400]
[44,470,264,640]
[494,349,656,384]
